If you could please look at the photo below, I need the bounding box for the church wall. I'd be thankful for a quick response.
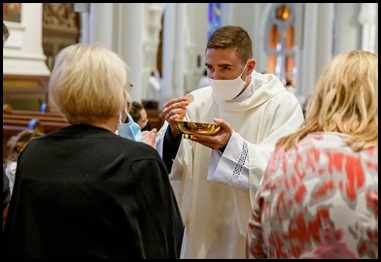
[3,3,377,111]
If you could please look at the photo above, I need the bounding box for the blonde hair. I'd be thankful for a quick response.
[277,50,378,152]
[49,43,129,125]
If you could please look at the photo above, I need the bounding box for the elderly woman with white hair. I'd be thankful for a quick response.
[3,43,183,259]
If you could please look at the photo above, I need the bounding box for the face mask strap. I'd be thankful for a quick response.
[126,113,134,124]
[239,61,249,79]
[119,109,130,123]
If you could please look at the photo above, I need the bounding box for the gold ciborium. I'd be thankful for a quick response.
[175,120,221,139]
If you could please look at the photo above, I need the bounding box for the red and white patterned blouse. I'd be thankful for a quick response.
[247,132,378,259]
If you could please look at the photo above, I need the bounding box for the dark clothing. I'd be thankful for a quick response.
[4,124,183,259]
[141,122,152,132]
[162,126,182,173]
[3,168,10,211]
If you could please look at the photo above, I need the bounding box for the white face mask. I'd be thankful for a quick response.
[210,64,248,102]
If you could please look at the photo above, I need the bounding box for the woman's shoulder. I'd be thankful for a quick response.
[268,132,377,176]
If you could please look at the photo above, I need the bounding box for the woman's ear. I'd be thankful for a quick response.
[119,103,127,123]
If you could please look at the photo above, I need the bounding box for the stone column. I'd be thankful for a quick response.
[161,3,175,105]
[88,3,113,50]
[161,3,188,106]
[296,3,335,101]
[296,3,318,100]
[315,3,334,76]
[142,3,165,100]
[358,3,377,52]
[119,3,145,102]
[74,3,90,44]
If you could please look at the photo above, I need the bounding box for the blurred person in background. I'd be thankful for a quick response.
[130,100,152,131]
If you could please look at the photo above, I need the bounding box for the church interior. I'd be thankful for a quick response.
[3,3,378,159]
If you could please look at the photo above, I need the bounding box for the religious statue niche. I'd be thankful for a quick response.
[42,3,80,71]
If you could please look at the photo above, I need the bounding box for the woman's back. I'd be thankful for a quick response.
[4,124,184,258]
[248,132,378,259]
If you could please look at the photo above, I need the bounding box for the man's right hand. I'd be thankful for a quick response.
[161,96,190,138]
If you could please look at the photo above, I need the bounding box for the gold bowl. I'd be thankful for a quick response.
[175,120,221,139]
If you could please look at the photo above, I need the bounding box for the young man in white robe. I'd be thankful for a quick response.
[156,25,304,259]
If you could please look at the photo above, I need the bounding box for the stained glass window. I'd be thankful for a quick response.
[207,3,221,38]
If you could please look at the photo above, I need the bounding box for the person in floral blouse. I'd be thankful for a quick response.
[247,50,378,259]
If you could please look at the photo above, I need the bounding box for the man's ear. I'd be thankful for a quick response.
[247,59,256,74]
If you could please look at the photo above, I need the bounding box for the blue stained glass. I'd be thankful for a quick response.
[207,3,221,38]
